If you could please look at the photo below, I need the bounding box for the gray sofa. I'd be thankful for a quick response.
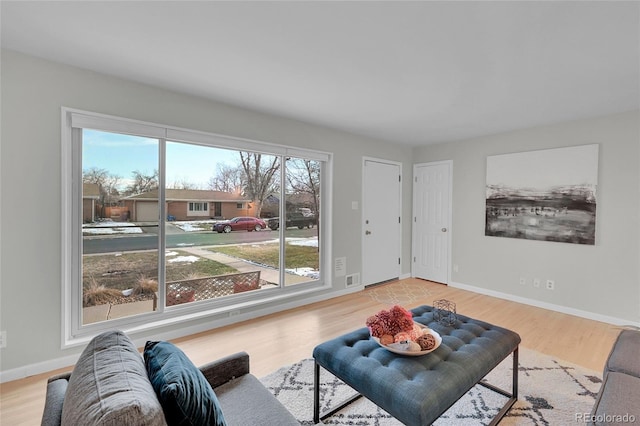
[589,329,640,426]
[41,330,299,426]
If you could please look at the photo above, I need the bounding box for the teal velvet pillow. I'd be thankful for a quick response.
[144,341,226,426]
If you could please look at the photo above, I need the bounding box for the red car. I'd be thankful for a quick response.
[213,217,267,233]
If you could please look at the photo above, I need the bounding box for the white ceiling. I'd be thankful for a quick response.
[2,1,638,146]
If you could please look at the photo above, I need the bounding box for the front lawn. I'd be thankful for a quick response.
[83,250,236,292]
[81,239,319,307]
[210,242,319,270]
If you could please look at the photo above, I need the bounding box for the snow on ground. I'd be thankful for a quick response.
[83,219,216,235]
[286,267,320,280]
[82,220,143,235]
[173,223,200,232]
[244,237,318,248]
[172,220,216,232]
[287,237,318,247]
[167,255,199,263]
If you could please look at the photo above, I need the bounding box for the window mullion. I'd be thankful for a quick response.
[279,155,287,288]
[70,127,83,338]
[158,138,167,311]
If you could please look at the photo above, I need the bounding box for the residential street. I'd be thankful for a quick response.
[83,227,317,254]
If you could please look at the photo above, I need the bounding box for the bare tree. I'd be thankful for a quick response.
[207,163,244,193]
[239,152,280,217]
[167,178,199,190]
[287,158,320,214]
[83,167,121,218]
[126,170,159,195]
[83,167,109,187]
[101,175,122,206]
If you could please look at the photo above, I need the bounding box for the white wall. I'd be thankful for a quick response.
[2,48,638,379]
[413,111,640,324]
[0,49,414,377]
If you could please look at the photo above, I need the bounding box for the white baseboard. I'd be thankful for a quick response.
[0,353,81,385]
[449,280,640,328]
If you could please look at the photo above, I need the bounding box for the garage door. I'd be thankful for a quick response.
[136,202,159,222]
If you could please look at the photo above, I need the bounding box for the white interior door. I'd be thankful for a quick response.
[362,159,401,286]
[412,161,451,283]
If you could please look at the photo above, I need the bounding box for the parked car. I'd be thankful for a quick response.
[213,217,267,233]
[298,207,314,217]
[267,212,316,230]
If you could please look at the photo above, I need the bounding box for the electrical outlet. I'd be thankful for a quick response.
[546,280,555,290]
[533,278,541,288]
[0,331,6,349]
[519,277,526,285]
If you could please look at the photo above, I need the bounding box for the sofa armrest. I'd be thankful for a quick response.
[47,372,72,383]
[199,351,250,389]
[40,374,70,426]
[605,329,640,378]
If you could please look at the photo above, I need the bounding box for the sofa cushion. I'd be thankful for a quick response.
[590,371,640,425]
[214,374,300,425]
[605,329,640,378]
[61,330,167,426]
[144,341,226,426]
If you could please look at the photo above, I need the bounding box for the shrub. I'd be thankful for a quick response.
[83,277,123,307]
[133,277,158,297]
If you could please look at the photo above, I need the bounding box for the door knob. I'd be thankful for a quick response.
[441,228,447,232]
[365,230,372,235]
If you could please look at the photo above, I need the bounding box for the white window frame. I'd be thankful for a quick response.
[188,202,209,216]
[61,108,333,347]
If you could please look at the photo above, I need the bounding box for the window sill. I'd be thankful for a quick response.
[65,281,332,349]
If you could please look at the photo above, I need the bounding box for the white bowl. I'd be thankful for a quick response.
[372,324,442,356]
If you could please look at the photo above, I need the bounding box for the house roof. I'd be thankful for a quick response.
[124,189,251,202]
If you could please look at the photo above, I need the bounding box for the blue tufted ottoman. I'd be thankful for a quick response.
[312,305,521,425]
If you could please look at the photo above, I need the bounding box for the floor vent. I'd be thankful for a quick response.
[346,273,360,287]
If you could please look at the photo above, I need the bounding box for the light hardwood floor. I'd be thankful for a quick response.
[0,278,626,425]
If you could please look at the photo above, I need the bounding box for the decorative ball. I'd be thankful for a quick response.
[416,333,437,350]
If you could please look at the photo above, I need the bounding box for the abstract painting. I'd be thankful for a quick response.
[485,144,599,245]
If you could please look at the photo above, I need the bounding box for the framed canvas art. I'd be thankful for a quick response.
[485,144,599,245]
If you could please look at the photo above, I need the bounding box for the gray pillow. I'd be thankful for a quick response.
[61,330,167,426]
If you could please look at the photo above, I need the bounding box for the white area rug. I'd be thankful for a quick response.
[260,347,602,425]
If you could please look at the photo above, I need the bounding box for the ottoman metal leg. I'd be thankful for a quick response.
[313,361,320,424]
[478,346,519,425]
[314,360,363,423]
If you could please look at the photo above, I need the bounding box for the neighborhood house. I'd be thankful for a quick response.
[122,189,257,221]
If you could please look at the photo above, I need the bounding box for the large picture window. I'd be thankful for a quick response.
[63,109,330,343]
